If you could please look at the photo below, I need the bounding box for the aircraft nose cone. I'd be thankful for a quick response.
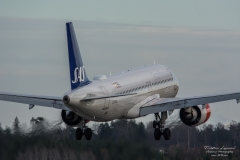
[63,95,70,104]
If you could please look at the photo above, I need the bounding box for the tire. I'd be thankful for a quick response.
[153,121,157,128]
[85,128,92,141]
[163,128,171,140]
[154,128,161,140]
[76,128,83,140]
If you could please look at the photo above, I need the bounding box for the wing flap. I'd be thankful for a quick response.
[0,92,70,110]
[140,92,240,116]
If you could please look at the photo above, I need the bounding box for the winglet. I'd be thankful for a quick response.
[66,22,91,90]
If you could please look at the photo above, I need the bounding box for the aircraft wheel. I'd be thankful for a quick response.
[85,128,92,140]
[163,128,171,140]
[154,128,161,140]
[76,128,83,140]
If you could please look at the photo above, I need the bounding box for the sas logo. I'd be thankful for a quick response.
[72,66,85,84]
[112,82,121,88]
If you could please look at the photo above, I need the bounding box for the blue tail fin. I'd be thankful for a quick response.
[66,22,91,90]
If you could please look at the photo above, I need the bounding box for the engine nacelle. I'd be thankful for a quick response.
[61,110,82,126]
[180,104,211,126]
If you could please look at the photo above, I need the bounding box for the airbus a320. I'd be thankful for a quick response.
[1,22,239,141]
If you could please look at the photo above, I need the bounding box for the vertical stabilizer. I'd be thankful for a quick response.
[66,22,91,90]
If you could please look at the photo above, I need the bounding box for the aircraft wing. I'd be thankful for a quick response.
[0,92,70,111]
[140,92,240,116]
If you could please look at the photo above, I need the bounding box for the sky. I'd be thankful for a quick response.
[0,1,240,128]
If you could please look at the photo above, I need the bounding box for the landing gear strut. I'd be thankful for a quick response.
[76,119,92,141]
[153,112,171,141]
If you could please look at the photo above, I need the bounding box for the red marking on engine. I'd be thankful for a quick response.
[85,119,90,124]
[204,104,211,123]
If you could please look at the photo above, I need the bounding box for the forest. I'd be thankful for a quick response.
[0,116,239,160]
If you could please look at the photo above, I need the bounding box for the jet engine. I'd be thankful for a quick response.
[179,104,211,126]
[61,110,82,126]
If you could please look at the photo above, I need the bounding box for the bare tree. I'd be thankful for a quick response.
[80,150,96,160]
[12,117,20,135]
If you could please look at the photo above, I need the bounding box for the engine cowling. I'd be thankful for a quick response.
[61,110,82,126]
[180,104,211,126]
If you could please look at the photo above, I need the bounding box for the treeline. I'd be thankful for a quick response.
[0,117,240,160]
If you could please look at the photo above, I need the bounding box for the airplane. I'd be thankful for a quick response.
[0,22,240,141]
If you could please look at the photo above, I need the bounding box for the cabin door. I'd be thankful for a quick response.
[99,86,110,110]
[146,81,152,93]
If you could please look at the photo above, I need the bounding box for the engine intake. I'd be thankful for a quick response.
[180,104,211,126]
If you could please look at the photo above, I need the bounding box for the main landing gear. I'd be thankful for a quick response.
[153,112,171,141]
[76,119,92,141]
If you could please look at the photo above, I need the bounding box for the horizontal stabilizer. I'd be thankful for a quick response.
[81,93,137,101]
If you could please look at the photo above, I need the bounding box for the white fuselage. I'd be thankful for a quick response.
[65,64,179,122]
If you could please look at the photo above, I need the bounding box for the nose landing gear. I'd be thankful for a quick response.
[153,112,171,141]
[75,119,92,141]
